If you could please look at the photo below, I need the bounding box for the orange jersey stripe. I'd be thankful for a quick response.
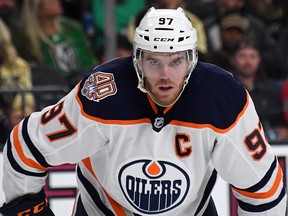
[82,158,126,216]
[170,90,250,134]
[147,95,158,114]
[232,164,283,199]
[13,124,48,171]
[76,84,249,133]
[146,94,173,114]
[76,84,151,125]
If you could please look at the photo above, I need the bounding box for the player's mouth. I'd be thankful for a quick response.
[157,85,174,96]
[159,85,173,91]
[159,86,173,92]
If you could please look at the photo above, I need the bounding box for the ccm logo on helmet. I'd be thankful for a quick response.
[118,159,190,214]
[154,38,174,42]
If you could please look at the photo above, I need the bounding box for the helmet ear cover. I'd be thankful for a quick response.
[134,47,141,60]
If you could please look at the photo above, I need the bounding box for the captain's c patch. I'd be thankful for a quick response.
[81,72,117,102]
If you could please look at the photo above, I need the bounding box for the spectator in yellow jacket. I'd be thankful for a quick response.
[0,19,35,127]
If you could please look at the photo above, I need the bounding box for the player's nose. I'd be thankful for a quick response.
[159,65,170,79]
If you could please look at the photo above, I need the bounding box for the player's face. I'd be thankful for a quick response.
[140,51,190,106]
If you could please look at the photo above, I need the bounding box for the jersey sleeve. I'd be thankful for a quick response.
[212,92,287,215]
[2,82,108,202]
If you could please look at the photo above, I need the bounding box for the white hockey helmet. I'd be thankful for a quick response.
[133,7,198,102]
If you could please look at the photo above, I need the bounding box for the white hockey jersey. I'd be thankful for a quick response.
[2,57,287,215]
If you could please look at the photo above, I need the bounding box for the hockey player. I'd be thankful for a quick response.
[0,7,287,216]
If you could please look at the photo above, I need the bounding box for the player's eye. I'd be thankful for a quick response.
[149,60,161,67]
[170,59,181,66]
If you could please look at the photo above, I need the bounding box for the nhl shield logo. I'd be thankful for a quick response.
[118,159,190,214]
[154,117,164,129]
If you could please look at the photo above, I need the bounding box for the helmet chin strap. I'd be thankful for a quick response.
[137,78,147,93]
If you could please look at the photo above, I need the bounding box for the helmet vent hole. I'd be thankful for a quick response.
[170,46,173,50]
[154,46,157,49]
[178,37,184,42]
[144,36,149,41]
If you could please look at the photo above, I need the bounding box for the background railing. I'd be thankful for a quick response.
[0,85,69,149]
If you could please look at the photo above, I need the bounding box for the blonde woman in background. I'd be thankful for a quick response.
[21,0,97,86]
[0,19,35,127]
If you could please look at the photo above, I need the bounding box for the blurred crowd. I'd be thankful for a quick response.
[0,0,288,147]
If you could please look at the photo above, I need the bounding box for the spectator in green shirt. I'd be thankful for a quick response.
[21,0,98,85]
